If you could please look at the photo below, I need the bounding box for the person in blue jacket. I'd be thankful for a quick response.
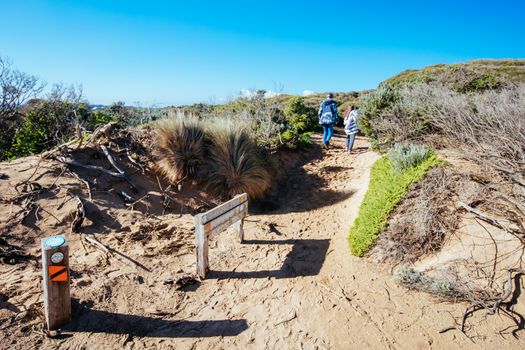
[318,93,338,149]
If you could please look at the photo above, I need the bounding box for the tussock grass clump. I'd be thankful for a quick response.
[154,117,205,182]
[348,149,441,256]
[206,122,271,199]
[387,143,431,173]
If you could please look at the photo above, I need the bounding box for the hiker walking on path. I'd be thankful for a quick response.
[318,93,339,148]
[344,105,359,152]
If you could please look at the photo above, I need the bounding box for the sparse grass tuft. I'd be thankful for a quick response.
[154,117,205,183]
[205,121,272,199]
[348,150,441,256]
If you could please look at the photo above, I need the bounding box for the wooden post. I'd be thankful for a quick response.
[195,215,209,278]
[41,234,71,331]
[234,220,244,243]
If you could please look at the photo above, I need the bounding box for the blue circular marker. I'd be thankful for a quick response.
[45,235,65,248]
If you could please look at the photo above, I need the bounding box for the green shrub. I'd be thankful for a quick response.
[280,96,317,148]
[386,143,431,173]
[348,151,441,256]
[358,84,400,138]
[11,101,90,157]
[461,74,501,93]
[88,110,114,128]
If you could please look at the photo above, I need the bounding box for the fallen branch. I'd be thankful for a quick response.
[100,145,126,175]
[458,201,512,223]
[115,189,135,203]
[41,138,80,159]
[56,156,126,179]
[460,268,525,333]
[81,234,150,271]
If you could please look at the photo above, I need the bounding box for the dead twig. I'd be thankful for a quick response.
[458,201,513,224]
[82,234,109,254]
[125,148,145,174]
[81,234,150,272]
[57,156,126,179]
[67,170,92,200]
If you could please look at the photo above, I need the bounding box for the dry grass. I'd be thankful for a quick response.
[365,84,525,238]
[393,263,498,302]
[369,167,460,264]
[153,116,205,183]
[205,121,272,199]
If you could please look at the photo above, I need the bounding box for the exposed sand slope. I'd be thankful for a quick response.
[1,131,524,349]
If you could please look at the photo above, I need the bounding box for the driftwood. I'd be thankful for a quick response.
[68,170,92,200]
[99,145,137,192]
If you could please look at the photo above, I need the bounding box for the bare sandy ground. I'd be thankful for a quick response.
[1,130,524,349]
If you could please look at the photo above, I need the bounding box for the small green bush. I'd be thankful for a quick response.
[358,84,400,137]
[386,143,431,173]
[11,101,90,157]
[348,151,441,256]
[280,96,317,148]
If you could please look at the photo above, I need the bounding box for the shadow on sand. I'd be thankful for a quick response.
[64,300,248,338]
[207,238,329,279]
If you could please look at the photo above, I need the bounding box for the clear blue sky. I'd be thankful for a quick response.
[1,0,524,106]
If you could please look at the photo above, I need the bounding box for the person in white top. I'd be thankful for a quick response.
[343,105,359,152]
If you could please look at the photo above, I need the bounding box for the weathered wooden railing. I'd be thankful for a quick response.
[194,193,248,278]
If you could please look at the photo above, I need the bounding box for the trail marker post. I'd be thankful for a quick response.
[194,193,248,278]
[41,234,71,331]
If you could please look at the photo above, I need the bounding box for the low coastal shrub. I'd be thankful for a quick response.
[386,143,431,173]
[348,148,441,256]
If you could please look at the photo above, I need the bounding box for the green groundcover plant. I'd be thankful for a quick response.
[348,147,441,256]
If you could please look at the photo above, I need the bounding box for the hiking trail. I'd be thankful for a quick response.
[0,130,522,350]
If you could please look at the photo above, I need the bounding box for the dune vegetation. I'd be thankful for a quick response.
[348,145,441,256]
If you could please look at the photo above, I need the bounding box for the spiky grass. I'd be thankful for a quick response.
[205,121,271,199]
[154,117,205,183]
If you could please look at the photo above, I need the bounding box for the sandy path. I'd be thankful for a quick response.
[156,132,521,350]
[2,131,524,349]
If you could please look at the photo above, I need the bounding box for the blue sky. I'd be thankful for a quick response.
[1,0,524,106]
